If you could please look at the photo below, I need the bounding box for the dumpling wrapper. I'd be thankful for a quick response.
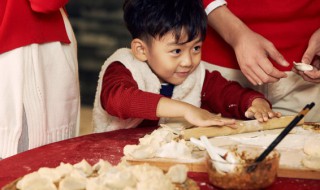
[293,62,313,71]
[98,167,136,189]
[302,155,320,170]
[55,163,74,178]
[16,172,57,190]
[38,167,61,183]
[93,159,112,175]
[59,176,86,190]
[73,159,93,176]
[304,135,320,157]
[165,164,188,183]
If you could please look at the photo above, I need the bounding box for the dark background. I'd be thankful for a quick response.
[66,0,131,106]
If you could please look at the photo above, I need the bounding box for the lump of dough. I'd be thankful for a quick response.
[293,62,313,71]
[59,176,86,190]
[303,136,320,157]
[302,155,320,170]
[156,140,193,159]
[131,164,174,190]
[16,172,56,190]
[86,178,111,190]
[55,163,74,178]
[99,167,136,189]
[37,167,61,183]
[165,164,188,183]
[123,144,156,159]
[73,159,93,176]
[93,159,112,175]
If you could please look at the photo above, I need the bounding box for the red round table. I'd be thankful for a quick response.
[0,127,319,189]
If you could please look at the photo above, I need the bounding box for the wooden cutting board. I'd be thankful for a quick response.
[126,156,320,180]
[126,120,320,180]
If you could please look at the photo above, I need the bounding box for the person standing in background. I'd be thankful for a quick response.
[0,0,80,159]
[202,0,320,122]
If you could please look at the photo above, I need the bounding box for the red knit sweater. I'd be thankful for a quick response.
[202,0,320,71]
[0,0,70,54]
[100,62,266,128]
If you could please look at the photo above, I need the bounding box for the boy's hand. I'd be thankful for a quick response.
[184,107,236,128]
[157,97,236,128]
[245,98,281,122]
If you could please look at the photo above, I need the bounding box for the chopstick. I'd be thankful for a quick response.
[247,102,315,172]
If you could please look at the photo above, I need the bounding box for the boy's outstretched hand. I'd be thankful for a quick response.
[157,97,236,128]
[245,98,281,122]
[183,108,236,128]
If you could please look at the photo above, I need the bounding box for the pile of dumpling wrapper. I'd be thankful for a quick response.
[123,126,203,161]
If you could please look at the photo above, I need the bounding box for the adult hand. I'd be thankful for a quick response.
[207,6,289,85]
[292,28,320,83]
[233,30,289,85]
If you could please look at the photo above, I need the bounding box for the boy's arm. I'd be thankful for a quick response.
[157,97,235,127]
[201,70,266,119]
[101,62,161,120]
[102,63,235,127]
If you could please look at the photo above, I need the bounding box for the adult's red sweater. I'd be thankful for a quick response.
[100,62,266,128]
[0,0,70,54]
[202,0,320,71]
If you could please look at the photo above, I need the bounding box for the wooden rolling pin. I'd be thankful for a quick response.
[182,116,304,140]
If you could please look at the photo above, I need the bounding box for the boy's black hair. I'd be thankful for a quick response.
[123,0,207,44]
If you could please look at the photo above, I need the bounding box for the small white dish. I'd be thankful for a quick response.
[293,62,313,71]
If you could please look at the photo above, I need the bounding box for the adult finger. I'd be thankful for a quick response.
[258,58,287,81]
[240,63,261,85]
[241,60,278,85]
[302,70,320,83]
[266,43,290,67]
[301,40,316,65]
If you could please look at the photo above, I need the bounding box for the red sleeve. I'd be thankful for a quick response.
[29,0,68,13]
[100,62,163,120]
[203,0,214,8]
[201,70,268,119]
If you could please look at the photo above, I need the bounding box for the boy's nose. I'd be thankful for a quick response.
[180,54,193,67]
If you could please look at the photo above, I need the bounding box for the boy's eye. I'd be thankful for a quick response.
[171,49,181,54]
[194,46,201,52]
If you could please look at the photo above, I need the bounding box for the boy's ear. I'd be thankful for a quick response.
[131,39,148,61]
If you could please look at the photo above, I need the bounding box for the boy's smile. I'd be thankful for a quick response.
[143,30,202,85]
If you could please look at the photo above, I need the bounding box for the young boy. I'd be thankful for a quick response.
[93,0,281,132]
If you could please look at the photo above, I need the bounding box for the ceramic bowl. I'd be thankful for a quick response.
[206,145,280,190]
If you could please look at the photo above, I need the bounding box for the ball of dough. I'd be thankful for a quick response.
[303,136,320,157]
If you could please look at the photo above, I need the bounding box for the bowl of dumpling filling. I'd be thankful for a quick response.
[206,145,280,190]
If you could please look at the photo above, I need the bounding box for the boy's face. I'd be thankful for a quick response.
[144,30,202,85]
